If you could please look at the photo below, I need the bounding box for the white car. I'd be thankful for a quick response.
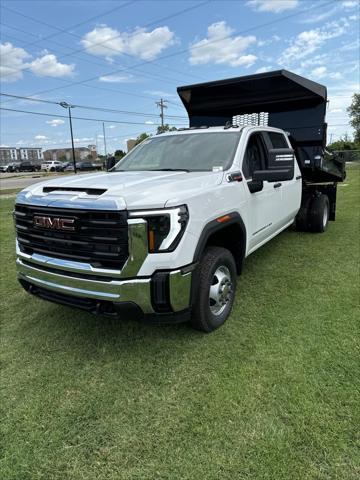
[13,70,345,332]
[41,161,64,172]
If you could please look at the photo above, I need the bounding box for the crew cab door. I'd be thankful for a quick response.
[263,131,301,224]
[242,132,283,251]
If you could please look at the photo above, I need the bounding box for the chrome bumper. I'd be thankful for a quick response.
[16,257,192,315]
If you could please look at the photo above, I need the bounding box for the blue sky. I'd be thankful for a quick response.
[0,0,359,154]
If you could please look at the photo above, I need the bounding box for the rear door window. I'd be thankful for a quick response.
[268,132,288,149]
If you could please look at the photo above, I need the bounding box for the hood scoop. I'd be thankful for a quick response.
[42,186,107,196]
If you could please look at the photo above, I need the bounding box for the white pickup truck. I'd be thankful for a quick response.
[14,70,345,332]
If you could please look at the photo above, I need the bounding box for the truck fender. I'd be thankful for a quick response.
[193,212,247,275]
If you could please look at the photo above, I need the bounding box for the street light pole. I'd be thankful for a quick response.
[102,122,107,158]
[60,101,77,174]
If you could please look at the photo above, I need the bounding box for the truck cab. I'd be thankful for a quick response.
[14,70,345,332]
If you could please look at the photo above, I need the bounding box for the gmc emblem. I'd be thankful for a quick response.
[33,215,75,231]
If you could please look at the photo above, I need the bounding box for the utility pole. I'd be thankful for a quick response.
[60,101,77,174]
[102,122,107,158]
[156,98,168,127]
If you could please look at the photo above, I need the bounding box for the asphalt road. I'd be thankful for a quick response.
[0,172,66,190]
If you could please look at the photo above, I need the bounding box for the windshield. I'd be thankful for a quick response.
[114,132,241,172]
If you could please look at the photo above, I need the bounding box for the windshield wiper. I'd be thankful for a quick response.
[151,168,190,172]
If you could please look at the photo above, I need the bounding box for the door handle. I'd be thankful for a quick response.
[296,175,302,180]
[273,182,282,188]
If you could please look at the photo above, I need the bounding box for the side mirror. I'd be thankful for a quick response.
[253,168,293,182]
[268,148,294,169]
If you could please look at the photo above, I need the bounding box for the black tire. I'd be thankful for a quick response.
[50,167,55,172]
[191,246,237,332]
[308,194,330,233]
[295,195,312,231]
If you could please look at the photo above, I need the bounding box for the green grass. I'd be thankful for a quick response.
[0,188,20,196]
[1,167,359,480]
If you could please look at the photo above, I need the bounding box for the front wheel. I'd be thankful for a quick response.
[191,246,237,332]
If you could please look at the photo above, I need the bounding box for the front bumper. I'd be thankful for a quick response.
[16,256,193,319]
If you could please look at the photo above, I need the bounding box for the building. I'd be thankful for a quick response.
[43,145,97,162]
[126,139,137,152]
[0,147,43,166]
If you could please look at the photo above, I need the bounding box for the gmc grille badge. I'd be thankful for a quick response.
[33,215,75,231]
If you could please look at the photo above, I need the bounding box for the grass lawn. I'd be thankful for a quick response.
[1,166,359,480]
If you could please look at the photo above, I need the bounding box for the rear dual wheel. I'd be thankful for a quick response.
[296,193,329,233]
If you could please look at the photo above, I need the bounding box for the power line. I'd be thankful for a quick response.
[0,0,336,101]
[0,24,195,88]
[0,107,188,126]
[0,2,208,82]
[3,1,136,50]
[0,28,191,89]
[0,93,188,119]
[0,107,349,129]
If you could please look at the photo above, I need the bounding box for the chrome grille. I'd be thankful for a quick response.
[15,204,129,270]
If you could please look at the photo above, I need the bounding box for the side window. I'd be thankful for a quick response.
[268,132,288,149]
[242,133,266,179]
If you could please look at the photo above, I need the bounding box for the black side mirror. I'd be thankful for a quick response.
[253,168,293,182]
[268,148,294,169]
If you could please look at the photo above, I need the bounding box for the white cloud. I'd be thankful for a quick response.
[0,42,30,82]
[311,66,327,79]
[300,5,340,24]
[30,54,74,77]
[34,135,48,140]
[342,1,358,7]
[46,119,65,127]
[98,74,134,83]
[81,25,175,61]
[257,35,281,46]
[189,21,257,67]
[247,0,299,13]
[255,65,273,73]
[108,125,116,129]
[73,137,94,143]
[278,19,348,65]
[145,120,154,124]
[0,44,75,81]
[330,108,343,113]
[144,90,177,98]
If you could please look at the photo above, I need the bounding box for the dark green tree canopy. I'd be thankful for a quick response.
[114,149,126,159]
[156,124,177,134]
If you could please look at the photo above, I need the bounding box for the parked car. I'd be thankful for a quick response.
[0,162,20,173]
[18,162,37,172]
[64,163,75,172]
[41,161,64,172]
[14,70,346,332]
[77,161,98,171]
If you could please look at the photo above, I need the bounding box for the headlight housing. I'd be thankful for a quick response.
[129,205,189,253]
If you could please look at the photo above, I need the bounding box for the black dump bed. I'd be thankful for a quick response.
[177,70,345,183]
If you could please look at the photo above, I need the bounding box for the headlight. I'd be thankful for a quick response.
[129,205,189,253]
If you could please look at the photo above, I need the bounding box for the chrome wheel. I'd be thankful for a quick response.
[323,203,328,228]
[209,265,233,316]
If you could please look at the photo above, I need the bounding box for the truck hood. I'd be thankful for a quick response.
[18,170,224,210]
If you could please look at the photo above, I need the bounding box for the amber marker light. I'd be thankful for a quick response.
[216,215,231,223]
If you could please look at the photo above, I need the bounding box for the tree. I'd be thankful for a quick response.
[134,132,151,146]
[347,93,360,143]
[114,149,126,159]
[157,124,177,134]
